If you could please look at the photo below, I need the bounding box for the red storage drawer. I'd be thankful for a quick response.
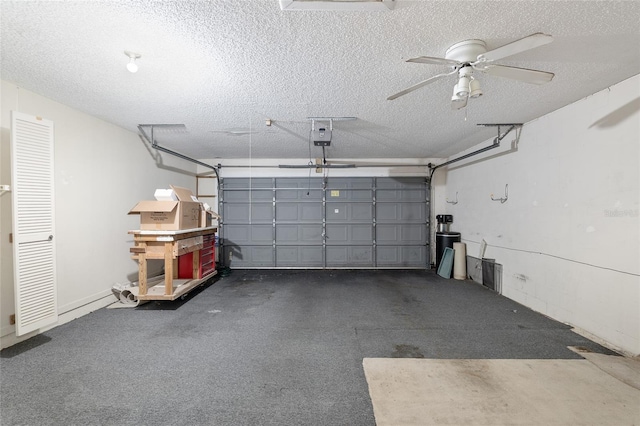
[178,235,216,279]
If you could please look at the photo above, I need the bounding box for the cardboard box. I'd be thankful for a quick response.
[154,188,178,201]
[199,202,221,228]
[129,185,201,230]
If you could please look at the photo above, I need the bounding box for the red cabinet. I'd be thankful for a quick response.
[178,233,216,279]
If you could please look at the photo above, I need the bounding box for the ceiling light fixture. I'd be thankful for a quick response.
[455,76,470,98]
[450,66,485,110]
[469,78,483,98]
[124,51,141,73]
[451,84,467,103]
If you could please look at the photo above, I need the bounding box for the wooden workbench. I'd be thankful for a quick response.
[129,227,217,301]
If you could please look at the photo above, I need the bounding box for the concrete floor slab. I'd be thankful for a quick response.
[363,357,640,425]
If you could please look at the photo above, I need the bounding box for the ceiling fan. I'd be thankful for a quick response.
[388,32,555,110]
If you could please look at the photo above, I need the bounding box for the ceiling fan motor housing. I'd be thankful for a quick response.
[445,39,487,64]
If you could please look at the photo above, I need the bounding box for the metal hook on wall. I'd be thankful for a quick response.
[446,192,458,205]
[491,184,508,203]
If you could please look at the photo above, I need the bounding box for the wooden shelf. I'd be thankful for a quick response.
[138,270,218,301]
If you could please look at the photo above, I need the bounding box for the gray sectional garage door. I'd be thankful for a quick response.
[219,177,429,269]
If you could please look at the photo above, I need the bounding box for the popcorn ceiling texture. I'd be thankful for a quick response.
[1,0,639,159]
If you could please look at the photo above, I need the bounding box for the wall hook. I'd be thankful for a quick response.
[446,192,458,205]
[491,184,508,203]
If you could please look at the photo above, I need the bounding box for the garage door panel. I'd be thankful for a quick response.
[377,246,427,267]
[326,224,348,242]
[276,246,323,267]
[326,246,373,267]
[224,245,274,267]
[224,190,273,202]
[223,203,273,223]
[377,189,425,201]
[376,177,426,202]
[276,202,323,222]
[276,178,323,200]
[276,189,323,200]
[376,203,426,222]
[276,224,322,243]
[326,246,373,266]
[225,224,273,244]
[326,189,372,201]
[222,178,273,202]
[326,224,373,244]
[326,203,373,222]
[327,177,372,189]
[377,224,427,244]
[224,178,272,188]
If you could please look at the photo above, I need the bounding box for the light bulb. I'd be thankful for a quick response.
[126,58,138,73]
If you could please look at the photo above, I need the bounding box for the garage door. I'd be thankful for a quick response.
[219,177,429,269]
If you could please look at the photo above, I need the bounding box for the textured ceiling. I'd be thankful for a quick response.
[1,1,639,160]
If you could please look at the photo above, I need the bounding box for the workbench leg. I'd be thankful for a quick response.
[173,258,178,279]
[193,249,201,279]
[165,242,174,296]
[139,253,148,296]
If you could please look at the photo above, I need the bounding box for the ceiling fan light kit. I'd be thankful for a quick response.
[455,76,470,97]
[469,78,483,98]
[388,33,555,109]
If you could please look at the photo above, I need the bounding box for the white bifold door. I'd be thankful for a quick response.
[11,111,57,336]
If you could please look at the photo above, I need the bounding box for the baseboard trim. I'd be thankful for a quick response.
[1,290,117,350]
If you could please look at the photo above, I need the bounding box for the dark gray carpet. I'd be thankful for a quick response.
[0,270,614,426]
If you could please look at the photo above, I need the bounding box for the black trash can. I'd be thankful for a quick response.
[435,231,461,270]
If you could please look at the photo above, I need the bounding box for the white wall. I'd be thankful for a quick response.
[0,80,197,348]
[434,75,640,355]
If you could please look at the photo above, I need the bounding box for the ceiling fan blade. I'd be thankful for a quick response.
[387,69,457,101]
[451,96,468,110]
[479,64,554,85]
[476,33,553,63]
[407,56,460,66]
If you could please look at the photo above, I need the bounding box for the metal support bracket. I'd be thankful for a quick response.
[428,123,522,173]
[137,124,220,180]
[476,123,523,145]
[446,192,458,205]
[491,184,509,203]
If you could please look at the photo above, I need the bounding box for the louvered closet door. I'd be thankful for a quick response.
[11,112,57,336]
